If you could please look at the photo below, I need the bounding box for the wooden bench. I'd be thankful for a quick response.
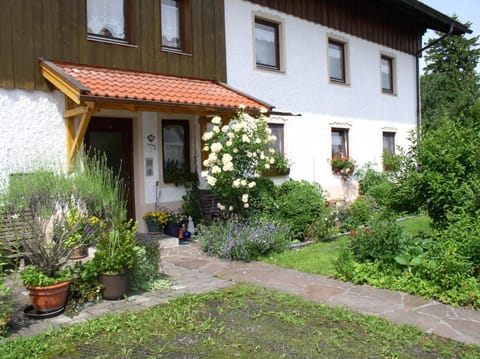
[199,190,224,223]
[0,208,34,269]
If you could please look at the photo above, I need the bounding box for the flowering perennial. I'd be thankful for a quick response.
[202,108,276,213]
[331,152,355,180]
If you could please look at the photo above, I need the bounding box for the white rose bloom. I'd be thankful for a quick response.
[212,116,222,124]
[226,140,233,147]
[222,153,233,163]
[222,125,229,133]
[229,205,234,211]
[207,176,217,186]
[232,179,241,188]
[217,202,225,211]
[259,107,268,114]
[247,152,253,158]
[255,138,261,144]
[227,132,235,139]
[223,162,234,172]
[266,128,272,135]
[242,134,250,143]
[269,147,275,154]
[211,142,223,153]
[202,159,210,167]
[240,179,247,186]
[252,152,257,158]
[265,163,271,169]
[270,157,275,164]
[268,135,277,142]
[211,165,221,174]
[233,148,239,153]
[202,145,210,152]
[213,126,221,133]
[243,203,250,208]
[208,152,218,162]
[239,104,246,110]
[260,152,266,160]
[248,181,256,188]
[242,194,249,203]
[202,131,213,141]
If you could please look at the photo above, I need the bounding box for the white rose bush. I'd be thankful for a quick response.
[202,109,276,215]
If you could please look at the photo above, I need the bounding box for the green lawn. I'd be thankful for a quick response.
[1,283,478,358]
[262,215,433,277]
[261,235,350,276]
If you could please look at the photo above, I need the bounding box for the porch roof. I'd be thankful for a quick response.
[39,59,272,115]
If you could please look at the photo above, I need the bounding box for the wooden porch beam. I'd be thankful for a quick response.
[64,106,89,118]
[67,102,96,167]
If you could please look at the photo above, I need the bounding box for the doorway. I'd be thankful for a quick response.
[85,117,135,219]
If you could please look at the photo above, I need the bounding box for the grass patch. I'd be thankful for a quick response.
[1,283,478,358]
[398,215,433,236]
[261,236,350,276]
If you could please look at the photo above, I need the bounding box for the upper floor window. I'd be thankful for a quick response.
[331,128,349,157]
[161,0,189,51]
[383,132,395,155]
[87,0,130,42]
[328,39,346,83]
[255,18,280,70]
[381,55,395,93]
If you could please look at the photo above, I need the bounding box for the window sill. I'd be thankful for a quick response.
[329,79,350,86]
[161,47,192,56]
[87,35,138,48]
[255,65,285,74]
[382,89,397,96]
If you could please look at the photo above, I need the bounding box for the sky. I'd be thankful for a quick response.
[419,0,480,72]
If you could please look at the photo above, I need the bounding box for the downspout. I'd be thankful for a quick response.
[415,23,454,132]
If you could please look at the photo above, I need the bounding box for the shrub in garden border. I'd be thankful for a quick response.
[197,217,292,261]
[274,180,328,240]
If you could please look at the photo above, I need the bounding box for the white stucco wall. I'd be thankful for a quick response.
[0,88,66,190]
[225,0,418,200]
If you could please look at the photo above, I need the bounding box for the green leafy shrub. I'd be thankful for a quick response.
[349,220,404,263]
[130,234,169,292]
[382,151,401,172]
[342,196,376,230]
[274,180,327,240]
[197,217,292,261]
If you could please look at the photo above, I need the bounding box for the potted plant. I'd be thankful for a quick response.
[92,220,136,300]
[261,152,291,177]
[164,209,187,237]
[331,152,355,180]
[142,209,168,233]
[19,198,96,313]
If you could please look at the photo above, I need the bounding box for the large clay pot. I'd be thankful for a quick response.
[99,270,130,300]
[27,280,71,312]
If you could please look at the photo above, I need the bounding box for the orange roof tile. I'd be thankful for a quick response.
[43,60,271,112]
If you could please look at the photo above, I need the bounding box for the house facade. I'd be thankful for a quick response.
[224,0,469,199]
[0,0,468,230]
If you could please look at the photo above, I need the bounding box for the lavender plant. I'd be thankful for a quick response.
[197,218,292,261]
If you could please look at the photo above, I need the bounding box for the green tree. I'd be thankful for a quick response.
[421,19,480,130]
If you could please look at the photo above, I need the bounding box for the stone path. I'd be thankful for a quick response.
[4,240,480,347]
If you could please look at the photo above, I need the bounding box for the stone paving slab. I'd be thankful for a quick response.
[4,240,480,347]
[161,241,480,346]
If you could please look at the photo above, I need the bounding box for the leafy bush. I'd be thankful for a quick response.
[349,219,404,263]
[197,217,292,261]
[131,234,169,292]
[342,196,376,230]
[274,180,327,240]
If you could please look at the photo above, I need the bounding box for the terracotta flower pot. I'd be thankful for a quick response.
[99,270,130,300]
[27,280,71,313]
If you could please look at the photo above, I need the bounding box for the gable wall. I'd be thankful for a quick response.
[0,0,227,91]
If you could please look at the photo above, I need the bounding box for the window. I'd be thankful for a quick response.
[255,18,280,70]
[331,128,349,157]
[268,124,284,154]
[162,120,190,183]
[87,0,130,42]
[383,132,395,155]
[381,55,394,93]
[328,39,346,83]
[161,0,188,51]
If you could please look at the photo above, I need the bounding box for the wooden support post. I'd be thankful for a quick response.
[67,102,96,167]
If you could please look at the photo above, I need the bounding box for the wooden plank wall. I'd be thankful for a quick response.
[248,0,424,55]
[0,0,227,91]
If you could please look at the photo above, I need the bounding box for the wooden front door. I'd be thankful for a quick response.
[85,117,135,219]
